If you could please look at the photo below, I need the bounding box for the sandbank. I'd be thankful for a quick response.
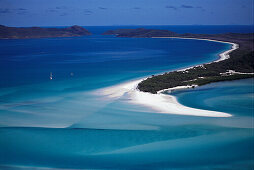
[94,37,237,117]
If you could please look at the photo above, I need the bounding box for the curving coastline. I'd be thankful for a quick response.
[95,37,239,117]
[152,37,239,63]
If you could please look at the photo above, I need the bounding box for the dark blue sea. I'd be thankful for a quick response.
[0,25,253,169]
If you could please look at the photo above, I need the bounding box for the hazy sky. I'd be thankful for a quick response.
[0,0,253,26]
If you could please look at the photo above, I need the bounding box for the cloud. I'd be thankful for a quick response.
[55,6,67,10]
[98,7,107,10]
[17,8,27,11]
[196,6,205,11]
[165,5,204,11]
[46,6,68,13]
[16,11,28,15]
[16,12,27,15]
[47,9,58,12]
[16,8,28,15]
[0,8,29,15]
[165,5,177,10]
[60,13,68,16]
[181,5,194,9]
[0,8,11,14]
[83,9,93,15]
[179,5,205,11]
[51,6,69,16]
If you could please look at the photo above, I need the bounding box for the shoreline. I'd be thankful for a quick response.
[95,37,238,117]
[152,37,239,70]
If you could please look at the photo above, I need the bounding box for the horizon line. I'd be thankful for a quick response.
[2,24,254,28]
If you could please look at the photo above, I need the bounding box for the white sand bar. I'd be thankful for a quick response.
[94,37,237,117]
[95,79,232,117]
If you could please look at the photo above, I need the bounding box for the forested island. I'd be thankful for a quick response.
[103,28,254,94]
[0,25,91,39]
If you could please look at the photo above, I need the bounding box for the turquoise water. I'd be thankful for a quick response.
[0,26,253,169]
[172,79,254,117]
[0,35,229,128]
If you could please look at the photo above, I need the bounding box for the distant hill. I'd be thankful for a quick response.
[103,28,178,37]
[103,28,254,49]
[0,25,91,39]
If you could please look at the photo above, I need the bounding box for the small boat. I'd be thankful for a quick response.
[50,72,53,80]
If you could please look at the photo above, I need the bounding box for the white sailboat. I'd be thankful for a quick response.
[50,72,53,80]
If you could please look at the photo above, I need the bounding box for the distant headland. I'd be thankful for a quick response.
[0,25,91,39]
[103,28,177,37]
[103,28,254,94]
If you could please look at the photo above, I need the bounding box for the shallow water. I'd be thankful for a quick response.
[0,26,253,169]
[0,34,230,128]
[172,78,254,117]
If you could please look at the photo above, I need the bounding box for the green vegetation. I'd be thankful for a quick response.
[138,49,254,94]
[112,28,254,94]
[138,70,254,94]
[189,74,254,86]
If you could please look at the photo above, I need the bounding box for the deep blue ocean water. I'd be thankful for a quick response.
[0,25,253,169]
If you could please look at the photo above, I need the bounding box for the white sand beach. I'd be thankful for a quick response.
[95,78,232,117]
[153,37,239,71]
[94,37,238,117]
